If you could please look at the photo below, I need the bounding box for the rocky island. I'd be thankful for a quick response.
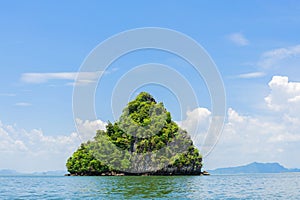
[66,92,203,176]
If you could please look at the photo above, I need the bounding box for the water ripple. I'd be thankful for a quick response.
[0,173,299,199]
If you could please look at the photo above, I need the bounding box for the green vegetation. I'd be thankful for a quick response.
[66,92,202,175]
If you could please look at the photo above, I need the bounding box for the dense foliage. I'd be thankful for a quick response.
[66,92,202,175]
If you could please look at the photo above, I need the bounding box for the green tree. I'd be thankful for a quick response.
[66,92,203,175]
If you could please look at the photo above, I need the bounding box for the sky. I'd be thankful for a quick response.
[1,0,300,172]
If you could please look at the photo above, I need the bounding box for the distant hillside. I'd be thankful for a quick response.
[0,169,21,175]
[0,169,67,176]
[210,162,300,174]
[30,170,68,176]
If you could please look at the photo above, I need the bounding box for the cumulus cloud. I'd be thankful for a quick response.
[3,75,300,171]
[228,33,249,46]
[205,107,296,169]
[0,118,106,172]
[178,107,211,151]
[75,118,107,142]
[181,106,300,170]
[258,44,300,69]
[21,71,102,86]
[180,76,300,169]
[265,76,300,116]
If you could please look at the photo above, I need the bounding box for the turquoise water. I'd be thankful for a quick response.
[1,173,300,199]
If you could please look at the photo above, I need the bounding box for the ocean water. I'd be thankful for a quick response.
[0,173,300,199]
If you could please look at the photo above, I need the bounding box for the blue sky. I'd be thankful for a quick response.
[1,1,300,172]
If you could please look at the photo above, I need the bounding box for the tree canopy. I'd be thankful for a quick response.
[66,92,202,175]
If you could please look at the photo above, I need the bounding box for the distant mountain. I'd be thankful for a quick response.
[210,162,300,174]
[0,169,21,175]
[30,170,68,176]
[0,169,67,176]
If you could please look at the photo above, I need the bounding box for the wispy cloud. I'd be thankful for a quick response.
[21,71,102,85]
[15,102,32,107]
[65,79,99,87]
[258,44,300,68]
[236,44,300,79]
[0,93,16,97]
[236,72,266,79]
[228,32,249,46]
[104,67,119,75]
[21,72,77,83]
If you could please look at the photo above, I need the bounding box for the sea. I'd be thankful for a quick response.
[0,173,299,199]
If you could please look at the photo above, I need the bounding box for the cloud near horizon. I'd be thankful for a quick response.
[0,118,107,173]
[180,75,300,169]
[1,75,300,172]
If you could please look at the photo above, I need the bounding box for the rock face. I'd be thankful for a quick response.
[66,92,202,175]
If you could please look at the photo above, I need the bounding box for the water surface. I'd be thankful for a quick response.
[1,173,299,199]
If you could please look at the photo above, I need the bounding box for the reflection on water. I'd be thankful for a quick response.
[0,173,300,199]
[111,176,182,198]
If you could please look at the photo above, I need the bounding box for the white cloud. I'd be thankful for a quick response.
[265,76,300,115]
[65,79,97,86]
[178,107,211,151]
[0,118,106,172]
[15,102,32,107]
[75,118,107,142]
[235,44,300,78]
[0,93,16,97]
[188,106,300,170]
[236,72,266,79]
[21,71,102,85]
[258,44,300,68]
[228,33,249,46]
[4,75,300,171]
[21,72,77,83]
[268,133,300,143]
[179,76,300,170]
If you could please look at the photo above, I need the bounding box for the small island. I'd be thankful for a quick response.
[66,92,204,176]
